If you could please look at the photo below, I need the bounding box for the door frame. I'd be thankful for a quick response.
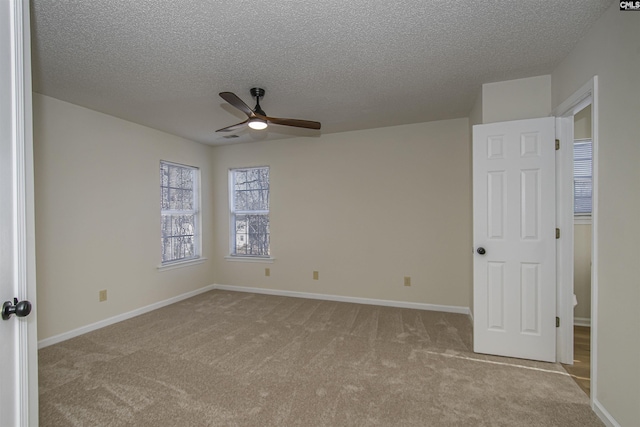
[6,0,38,424]
[553,76,598,406]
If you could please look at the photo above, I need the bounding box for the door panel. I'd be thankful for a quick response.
[473,117,556,362]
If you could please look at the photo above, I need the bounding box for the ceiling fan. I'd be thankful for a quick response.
[216,88,321,133]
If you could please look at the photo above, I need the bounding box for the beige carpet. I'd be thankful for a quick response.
[39,290,602,426]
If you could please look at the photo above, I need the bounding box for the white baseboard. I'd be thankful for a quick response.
[213,284,471,316]
[593,398,621,427]
[574,317,591,327]
[38,284,217,349]
[38,283,471,348]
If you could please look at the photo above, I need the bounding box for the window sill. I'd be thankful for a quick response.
[224,256,275,264]
[157,257,207,272]
[574,216,592,225]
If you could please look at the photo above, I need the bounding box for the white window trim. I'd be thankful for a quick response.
[224,256,275,263]
[161,160,202,265]
[157,257,207,271]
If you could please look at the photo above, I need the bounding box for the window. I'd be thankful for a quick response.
[230,167,270,257]
[161,161,200,264]
[574,139,592,216]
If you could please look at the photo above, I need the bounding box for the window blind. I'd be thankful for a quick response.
[573,140,592,215]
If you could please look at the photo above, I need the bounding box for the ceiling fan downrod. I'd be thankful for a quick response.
[250,87,266,116]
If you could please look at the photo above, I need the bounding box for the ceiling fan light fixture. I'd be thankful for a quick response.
[248,118,268,130]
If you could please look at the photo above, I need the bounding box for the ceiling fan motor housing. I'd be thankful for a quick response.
[250,87,265,100]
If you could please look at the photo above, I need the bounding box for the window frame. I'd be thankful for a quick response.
[228,166,271,258]
[160,160,201,266]
[573,138,593,223]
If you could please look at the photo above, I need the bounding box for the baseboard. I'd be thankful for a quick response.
[574,317,591,327]
[38,284,217,349]
[593,398,621,427]
[213,284,471,316]
[38,283,471,348]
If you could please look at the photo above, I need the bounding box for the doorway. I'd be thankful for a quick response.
[553,77,599,403]
[563,103,593,395]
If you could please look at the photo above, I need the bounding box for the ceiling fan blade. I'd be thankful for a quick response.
[215,119,248,133]
[219,92,255,118]
[266,116,321,130]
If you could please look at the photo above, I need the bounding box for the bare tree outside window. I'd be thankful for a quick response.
[230,167,270,256]
[161,161,200,263]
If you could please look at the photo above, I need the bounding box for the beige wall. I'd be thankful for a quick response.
[32,6,640,422]
[573,224,591,321]
[211,119,472,308]
[574,104,592,140]
[552,4,640,425]
[468,90,483,129]
[482,75,551,123]
[33,94,215,339]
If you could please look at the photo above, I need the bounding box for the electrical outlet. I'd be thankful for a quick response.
[265,267,270,277]
[99,289,107,302]
[404,276,411,287]
[313,271,319,280]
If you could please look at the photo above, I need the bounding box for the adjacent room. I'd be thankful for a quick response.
[3,0,638,426]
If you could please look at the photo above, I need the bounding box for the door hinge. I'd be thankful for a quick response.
[555,139,560,150]
[556,228,560,239]
[556,317,560,327]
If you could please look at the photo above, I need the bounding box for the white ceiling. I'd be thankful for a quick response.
[30,0,612,146]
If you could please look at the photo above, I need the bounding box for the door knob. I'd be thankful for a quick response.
[2,298,32,320]
[476,247,486,255]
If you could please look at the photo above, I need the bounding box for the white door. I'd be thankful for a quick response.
[473,117,556,362]
[1,0,38,426]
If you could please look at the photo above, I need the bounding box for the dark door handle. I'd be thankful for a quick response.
[476,247,486,255]
[2,298,32,320]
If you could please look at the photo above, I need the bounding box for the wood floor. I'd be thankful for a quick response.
[562,325,591,396]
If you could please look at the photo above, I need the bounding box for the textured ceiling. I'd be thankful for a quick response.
[30,0,612,146]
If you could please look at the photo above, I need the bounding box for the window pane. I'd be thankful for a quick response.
[160,214,195,262]
[161,188,169,210]
[231,167,270,256]
[161,163,169,186]
[170,214,195,238]
[234,214,269,256]
[160,161,199,263]
[168,165,180,188]
[182,168,193,188]
[233,168,269,211]
[234,189,248,211]
[182,190,193,210]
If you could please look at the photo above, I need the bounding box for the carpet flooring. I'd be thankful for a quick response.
[38,290,602,426]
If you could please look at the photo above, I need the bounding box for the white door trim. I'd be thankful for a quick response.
[553,76,599,407]
[8,0,38,425]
